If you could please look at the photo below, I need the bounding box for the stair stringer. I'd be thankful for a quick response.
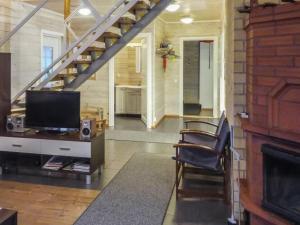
[64,0,171,90]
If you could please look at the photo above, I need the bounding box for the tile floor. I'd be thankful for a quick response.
[0,117,228,225]
[113,116,219,133]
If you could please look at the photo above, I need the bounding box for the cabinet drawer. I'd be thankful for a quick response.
[0,137,41,154]
[41,140,91,158]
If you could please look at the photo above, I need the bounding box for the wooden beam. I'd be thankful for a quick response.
[64,0,71,19]
[64,0,71,80]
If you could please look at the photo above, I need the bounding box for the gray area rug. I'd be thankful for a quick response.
[74,153,175,225]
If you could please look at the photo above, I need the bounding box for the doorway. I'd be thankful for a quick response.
[40,30,63,86]
[180,37,220,118]
[108,33,153,129]
[41,30,63,71]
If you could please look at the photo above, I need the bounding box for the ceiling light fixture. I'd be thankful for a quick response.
[166,2,180,12]
[78,7,91,16]
[180,16,194,24]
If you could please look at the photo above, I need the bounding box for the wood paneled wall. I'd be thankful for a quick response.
[115,46,142,86]
[0,1,65,97]
[0,0,11,53]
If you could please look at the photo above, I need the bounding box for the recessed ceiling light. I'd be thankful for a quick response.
[166,3,180,12]
[180,16,194,24]
[78,8,91,16]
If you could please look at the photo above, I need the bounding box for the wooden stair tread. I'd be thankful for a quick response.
[42,85,64,90]
[113,18,135,30]
[128,0,150,15]
[57,73,78,77]
[97,32,121,42]
[118,17,136,24]
[86,47,105,52]
[72,60,92,64]
[133,0,150,9]
[51,76,64,81]
[11,108,26,113]
[101,32,121,38]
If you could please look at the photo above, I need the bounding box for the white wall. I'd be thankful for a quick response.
[199,42,214,109]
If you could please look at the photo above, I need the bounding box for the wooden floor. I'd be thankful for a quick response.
[0,181,99,225]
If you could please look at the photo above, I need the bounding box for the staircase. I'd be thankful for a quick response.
[4,0,171,112]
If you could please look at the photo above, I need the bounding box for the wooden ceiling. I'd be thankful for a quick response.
[21,0,118,15]
[22,0,222,21]
[22,0,79,14]
[160,0,223,22]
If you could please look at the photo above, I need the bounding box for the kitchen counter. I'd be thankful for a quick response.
[115,85,141,115]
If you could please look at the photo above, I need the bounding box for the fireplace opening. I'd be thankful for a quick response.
[262,144,300,223]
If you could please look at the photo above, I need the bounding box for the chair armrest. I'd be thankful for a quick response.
[184,120,218,127]
[180,129,218,139]
[173,143,218,156]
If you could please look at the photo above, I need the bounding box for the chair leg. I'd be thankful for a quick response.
[175,148,179,200]
[223,173,227,203]
[223,149,230,204]
[176,164,178,199]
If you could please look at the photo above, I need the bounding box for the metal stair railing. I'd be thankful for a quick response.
[12,0,139,104]
[0,0,49,48]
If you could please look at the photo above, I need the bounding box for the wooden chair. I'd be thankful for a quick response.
[183,111,225,132]
[180,111,226,148]
[173,118,231,201]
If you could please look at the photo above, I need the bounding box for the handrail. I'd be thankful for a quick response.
[0,0,49,48]
[12,0,137,103]
[34,0,139,90]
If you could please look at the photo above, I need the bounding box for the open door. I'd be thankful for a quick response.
[141,39,148,125]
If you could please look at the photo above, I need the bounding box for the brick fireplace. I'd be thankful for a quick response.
[240,2,300,225]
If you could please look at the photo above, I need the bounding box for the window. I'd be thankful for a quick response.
[42,46,54,72]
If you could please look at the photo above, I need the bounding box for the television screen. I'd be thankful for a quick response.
[25,91,80,131]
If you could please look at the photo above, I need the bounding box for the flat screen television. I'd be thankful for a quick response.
[25,90,80,132]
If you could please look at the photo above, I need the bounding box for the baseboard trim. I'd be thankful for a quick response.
[151,115,166,129]
[115,114,142,118]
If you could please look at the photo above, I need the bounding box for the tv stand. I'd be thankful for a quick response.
[0,130,105,185]
[35,129,76,136]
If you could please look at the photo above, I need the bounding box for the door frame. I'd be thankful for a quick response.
[179,36,220,118]
[40,29,64,71]
[108,32,153,128]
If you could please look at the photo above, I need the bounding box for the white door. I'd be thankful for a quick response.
[41,33,62,72]
[199,42,214,109]
[140,40,148,125]
[40,31,63,86]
